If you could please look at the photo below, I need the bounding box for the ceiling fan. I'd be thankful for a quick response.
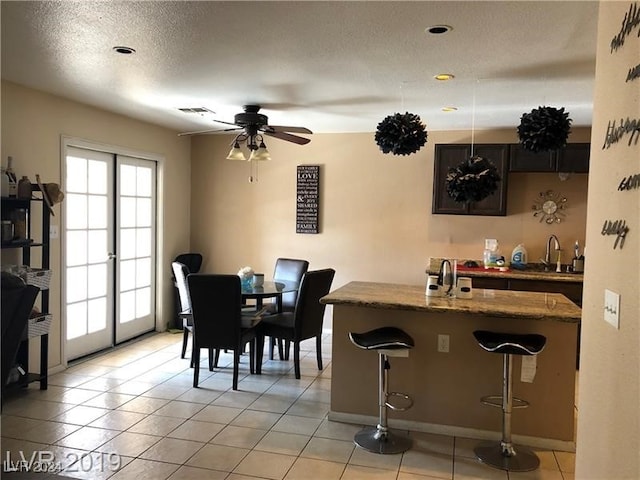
[178,104,312,146]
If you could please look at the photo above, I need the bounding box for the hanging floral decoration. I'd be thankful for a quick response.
[374,112,428,155]
[445,156,501,203]
[517,106,572,152]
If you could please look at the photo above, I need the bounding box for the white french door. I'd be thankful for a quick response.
[64,146,157,360]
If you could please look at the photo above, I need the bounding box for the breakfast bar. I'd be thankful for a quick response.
[321,281,581,451]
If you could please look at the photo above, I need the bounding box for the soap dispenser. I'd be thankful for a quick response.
[511,244,528,267]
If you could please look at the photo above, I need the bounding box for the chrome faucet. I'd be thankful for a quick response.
[541,235,561,271]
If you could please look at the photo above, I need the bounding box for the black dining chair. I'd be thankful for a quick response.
[187,273,262,390]
[172,261,202,367]
[265,258,309,359]
[171,253,202,359]
[256,268,335,379]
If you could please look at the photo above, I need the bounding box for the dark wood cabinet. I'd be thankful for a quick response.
[432,144,509,216]
[509,143,590,173]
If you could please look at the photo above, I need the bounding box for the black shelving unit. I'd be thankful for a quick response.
[1,186,50,390]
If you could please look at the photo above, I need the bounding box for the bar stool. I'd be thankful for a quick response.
[349,326,415,454]
[473,330,547,472]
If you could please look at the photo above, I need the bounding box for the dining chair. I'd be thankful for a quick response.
[266,257,309,359]
[171,253,202,360]
[187,273,262,390]
[256,268,335,379]
[172,261,197,366]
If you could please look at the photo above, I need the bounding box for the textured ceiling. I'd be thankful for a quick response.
[1,1,599,135]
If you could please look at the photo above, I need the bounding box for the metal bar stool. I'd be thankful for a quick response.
[473,330,547,472]
[349,326,415,454]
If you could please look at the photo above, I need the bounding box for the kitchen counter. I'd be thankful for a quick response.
[322,281,579,451]
[321,281,580,323]
[427,258,584,283]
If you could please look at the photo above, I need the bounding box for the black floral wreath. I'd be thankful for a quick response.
[517,106,572,153]
[375,112,428,155]
[446,156,501,203]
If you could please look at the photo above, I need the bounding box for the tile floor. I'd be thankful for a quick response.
[1,332,576,479]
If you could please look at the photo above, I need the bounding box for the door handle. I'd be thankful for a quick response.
[107,253,117,260]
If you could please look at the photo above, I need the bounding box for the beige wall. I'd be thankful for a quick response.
[191,127,591,292]
[1,81,192,370]
[575,2,640,478]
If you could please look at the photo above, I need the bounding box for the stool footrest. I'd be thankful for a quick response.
[480,395,529,409]
[385,392,413,412]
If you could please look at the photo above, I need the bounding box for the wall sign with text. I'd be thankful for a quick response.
[296,165,320,234]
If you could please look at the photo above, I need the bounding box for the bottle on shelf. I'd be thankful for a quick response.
[483,239,500,268]
[5,156,18,197]
[18,176,32,199]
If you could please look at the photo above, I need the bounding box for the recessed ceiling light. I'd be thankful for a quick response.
[426,25,453,35]
[434,73,455,81]
[442,106,458,112]
[112,46,136,55]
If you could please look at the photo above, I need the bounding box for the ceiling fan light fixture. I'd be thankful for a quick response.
[226,141,247,161]
[249,141,271,162]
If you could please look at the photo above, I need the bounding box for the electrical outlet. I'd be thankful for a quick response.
[604,289,620,329]
[437,334,450,353]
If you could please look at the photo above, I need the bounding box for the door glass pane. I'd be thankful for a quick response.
[87,230,107,263]
[137,167,152,197]
[120,260,135,291]
[120,165,137,195]
[88,195,107,229]
[136,228,151,257]
[66,157,87,193]
[136,258,151,288]
[120,198,136,228]
[67,266,87,303]
[136,287,151,317]
[120,290,136,323]
[137,198,152,227]
[120,229,136,259]
[87,297,107,334]
[67,302,87,340]
[88,160,107,194]
[88,264,107,298]
[66,194,87,230]
[66,231,87,267]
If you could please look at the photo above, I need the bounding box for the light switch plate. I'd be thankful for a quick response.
[49,225,58,239]
[604,289,620,329]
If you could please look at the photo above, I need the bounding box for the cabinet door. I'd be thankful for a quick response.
[432,144,471,215]
[557,143,590,173]
[509,144,556,172]
[468,145,509,216]
[432,144,509,216]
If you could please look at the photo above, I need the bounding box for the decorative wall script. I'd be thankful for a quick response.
[618,172,640,190]
[296,165,320,234]
[627,62,640,82]
[601,117,640,148]
[601,219,629,249]
[610,2,640,53]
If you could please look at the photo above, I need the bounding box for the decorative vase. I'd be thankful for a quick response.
[241,277,253,290]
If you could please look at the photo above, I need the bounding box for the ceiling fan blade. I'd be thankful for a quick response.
[212,119,240,127]
[265,125,312,134]
[178,127,241,136]
[264,131,311,145]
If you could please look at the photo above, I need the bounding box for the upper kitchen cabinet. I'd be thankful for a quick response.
[432,144,509,216]
[509,143,590,173]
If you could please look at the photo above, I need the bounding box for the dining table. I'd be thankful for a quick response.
[241,279,299,361]
[241,280,299,314]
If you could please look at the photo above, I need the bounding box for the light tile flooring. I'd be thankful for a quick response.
[1,332,576,479]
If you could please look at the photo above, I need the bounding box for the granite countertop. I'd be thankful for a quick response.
[426,258,584,283]
[321,281,581,323]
